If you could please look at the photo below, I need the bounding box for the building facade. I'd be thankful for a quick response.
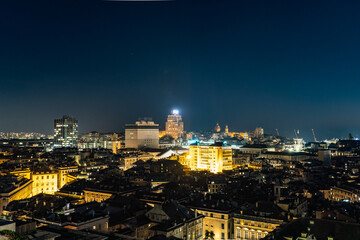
[233,214,283,240]
[146,200,204,240]
[165,110,184,140]
[188,144,233,173]
[32,171,58,195]
[195,208,234,240]
[84,189,113,203]
[125,120,159,149]
[54,115,78,148]
[10,167,77,197]
[191,204,283,240]
[322,186,360,203]
[0,176,33,215]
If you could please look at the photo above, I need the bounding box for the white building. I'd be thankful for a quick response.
[125,120,159,149]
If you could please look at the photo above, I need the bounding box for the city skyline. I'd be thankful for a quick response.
[2,1,360,239]
[1,110,360,142]
[2,0,360,140]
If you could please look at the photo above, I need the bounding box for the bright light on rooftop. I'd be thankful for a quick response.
[172,109,179,115]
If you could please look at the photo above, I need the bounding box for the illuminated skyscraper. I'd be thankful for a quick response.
[125,119,159,149]
[165,110,184,140]
[54,115,78,148]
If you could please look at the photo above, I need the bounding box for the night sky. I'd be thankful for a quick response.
[1,0,360,140]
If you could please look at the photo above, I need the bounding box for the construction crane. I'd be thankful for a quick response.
[275,128,279,136]
[312,128,318,142]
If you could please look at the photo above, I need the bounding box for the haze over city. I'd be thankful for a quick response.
[2,0,360,140]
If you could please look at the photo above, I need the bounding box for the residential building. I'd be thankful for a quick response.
[323,186,360,203]
[10,167,78,197]
[188,143,232,173]
[147,200,204,240]
[32,171,58,195]
[0,175,33,215]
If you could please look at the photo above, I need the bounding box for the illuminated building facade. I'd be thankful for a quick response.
[10,167,78,196]
[84,189,113,203]
[322,186,360,203]
[0,176,33,215]
[32,171,58,195]
[165,110,184,140]
[189,144,232,173]
[195,208,233,240]
[233,214,283,239]
[125,119,159,149]
[54,115,78,148]
[190,201,283,240]
[293,138,304,152]
[123,154,153,170]
[58,166,79,189]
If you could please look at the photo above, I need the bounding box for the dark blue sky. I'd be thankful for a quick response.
[1,0,360,140]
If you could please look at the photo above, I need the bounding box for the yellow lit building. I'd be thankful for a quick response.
[111,140,122,154]
[10,166,78,197]
[10,169,32,180]
[233,213,283,240]
[0,177,33,215]
[123,154,153,170]
[58,166,78,189]
[32,171,58,195]
[177,153,191,167]
[192,207,283,240]
[84,189,113,203]
[189,144,232,173]
[322,186,360,203]
[195,208,233,240]
[159,131,167,138]
[0,158,9,165]
[227,132,246,138]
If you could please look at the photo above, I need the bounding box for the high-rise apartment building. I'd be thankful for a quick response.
[54,115,78,148]
[125,119,159,149]
[165,110,184,139]
[188,143,232,173]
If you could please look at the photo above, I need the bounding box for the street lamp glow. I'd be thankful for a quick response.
[172,109,179,115]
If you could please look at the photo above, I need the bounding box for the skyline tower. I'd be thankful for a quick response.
[54,115,78,148]
[165,109,184,140]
